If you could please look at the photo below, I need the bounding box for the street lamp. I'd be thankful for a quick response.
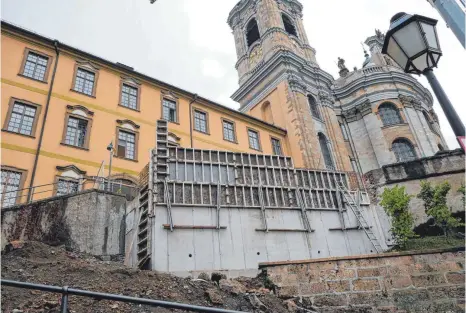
[107,142,114,191]
[382,12,465,149]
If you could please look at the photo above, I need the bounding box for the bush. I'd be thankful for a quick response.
[417,181,464,236]
[380,185,417,248]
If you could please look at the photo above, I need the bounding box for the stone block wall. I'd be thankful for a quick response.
[1,190,126,256]
[365,149,465,226]
[262,248,465,312]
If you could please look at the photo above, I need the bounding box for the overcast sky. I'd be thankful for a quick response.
[2,0,465,148]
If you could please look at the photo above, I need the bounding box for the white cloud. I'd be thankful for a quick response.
[201,58,226,78]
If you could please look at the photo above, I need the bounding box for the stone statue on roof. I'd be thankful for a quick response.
[375,29,385,40]
[337,57,347,71]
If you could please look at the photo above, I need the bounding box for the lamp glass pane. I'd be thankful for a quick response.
[420,22,439,49]
[393,22,426,57]
[412,53,429,72]
[387,37,408,69]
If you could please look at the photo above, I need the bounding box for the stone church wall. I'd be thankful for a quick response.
[365,149,465,226]
[262,247,465,312]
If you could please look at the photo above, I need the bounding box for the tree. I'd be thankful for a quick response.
[417,181,463,236]
[459,183,465,208]
[380,185,417,248]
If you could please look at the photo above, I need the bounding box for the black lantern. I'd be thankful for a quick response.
[382,12,442,75]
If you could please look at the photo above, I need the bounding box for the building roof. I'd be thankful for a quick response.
[1,20,287,135]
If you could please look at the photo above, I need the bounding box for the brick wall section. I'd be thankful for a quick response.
[261,247,465,312]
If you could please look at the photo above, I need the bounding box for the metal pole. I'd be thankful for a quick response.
[423,69,465,139]
[107,148,113,192]
[60,286,69,313]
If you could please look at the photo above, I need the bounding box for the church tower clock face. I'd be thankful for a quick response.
[249,45,262,68]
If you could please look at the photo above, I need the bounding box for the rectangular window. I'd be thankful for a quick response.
[248,129,261,150]
[340,123,349,140]
[56,178,79,196]
[65,117,88,148]
[0,170,22,207]
[194,110,208,133]
[162,98,177,122]
[222,120,236,142]
[121,84,138,110]
[118,130,136,160]
[23,52,49,81]
[271,138,283,155]
[74,68,95,96]
[6,102,37,136]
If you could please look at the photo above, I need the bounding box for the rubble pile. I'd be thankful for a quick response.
[1,241,314,313]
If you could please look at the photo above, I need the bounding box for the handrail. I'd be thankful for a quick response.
[1,279,246,313]
[1,177,139,208]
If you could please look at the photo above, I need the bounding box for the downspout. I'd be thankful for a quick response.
[27,40,60,201]
[188,93,198,148]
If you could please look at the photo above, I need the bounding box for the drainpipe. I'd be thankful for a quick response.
[188,93,198,148]
[27,40,60,201]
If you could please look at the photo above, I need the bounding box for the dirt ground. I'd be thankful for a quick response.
[1,241,304,313]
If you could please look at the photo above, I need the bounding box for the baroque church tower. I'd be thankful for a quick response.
[228,0,350,171]
[228,0,448,175]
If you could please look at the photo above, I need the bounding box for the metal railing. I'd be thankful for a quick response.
[1,279,246,313]
[0,177,139,209]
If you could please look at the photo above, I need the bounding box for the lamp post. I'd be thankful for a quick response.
[107,142,114,192]
[382,12,465,150]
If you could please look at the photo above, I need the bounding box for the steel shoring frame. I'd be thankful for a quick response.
[1,279,246,313]
[216,181,221,229]
[295,188,312,232]
[163,178,174,231]
[258,185,269,232]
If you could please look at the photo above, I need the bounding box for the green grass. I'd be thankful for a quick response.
[393,236,464,252]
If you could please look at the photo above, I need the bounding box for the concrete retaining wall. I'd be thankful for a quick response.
[126,120,389,276]
[1,190,126,256]
[262,247,465,312]
[146,203,386,278]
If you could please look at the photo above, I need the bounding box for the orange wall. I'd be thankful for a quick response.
[1,31,288,204]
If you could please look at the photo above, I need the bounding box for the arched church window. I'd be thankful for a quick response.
[392,138,416,162]
[379,103,403,126]
[246,19,260,48]
[282,14,298,37]
[308,95,321,119]
[318,133,335,170]
[261,101,273,124]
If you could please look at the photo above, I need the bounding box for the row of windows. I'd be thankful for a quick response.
[3,99,284,160]
[18,50,284,155]
[161,98,283,155]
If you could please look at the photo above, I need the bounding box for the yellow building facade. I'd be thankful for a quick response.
[1,0,447,207]
[1,22,290,205]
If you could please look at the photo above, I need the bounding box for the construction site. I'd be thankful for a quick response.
[125,120,387,277]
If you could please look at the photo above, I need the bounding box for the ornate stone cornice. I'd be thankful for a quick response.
[56,165,87,175]
[318,90,334,105]
[398,94,422,110]
[341,99,372,122]
[117,119,140,129]
[232,49,332,103]
[287,72,307,94]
